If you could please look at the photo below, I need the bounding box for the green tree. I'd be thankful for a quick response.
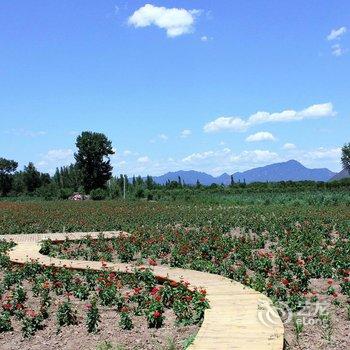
[23,162,42,192]
[0,158,18,196]
[341,143,350,173]
[75,131,114,192]
[53,164,81,190]
[145,175,155,190]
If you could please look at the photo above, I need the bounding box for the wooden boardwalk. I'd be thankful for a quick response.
[0,232,284,350]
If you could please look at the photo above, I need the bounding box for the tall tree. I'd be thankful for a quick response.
[0,158,18,196]
[341,143,350,173]
[75,131,114,192]
[145,175,155,190]
[23,162,42,192]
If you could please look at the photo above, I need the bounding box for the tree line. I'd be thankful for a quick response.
[1,134,350,200]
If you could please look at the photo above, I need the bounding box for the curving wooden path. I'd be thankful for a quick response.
[0,231,284,350]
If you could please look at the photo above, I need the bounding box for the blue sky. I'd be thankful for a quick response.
[0,1,349,176]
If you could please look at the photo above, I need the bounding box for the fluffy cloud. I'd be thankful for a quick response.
[283,143,297,150]
[137,156,150,163]
[110,143,341,177]
[229,150,279,164]
[204,103,336,133]
[305,147,341,160]
[44,149,74,161]
[128,4,201,38]
[37,149,74,173]
[180,129,192,138]
[331,44,345,56]
[182,150,215,163]
[327,26,347,41]
[181,148,280,172]
[246,131,276,142]
[204,116,249,133]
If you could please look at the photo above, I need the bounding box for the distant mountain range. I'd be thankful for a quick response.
[330,168,350,181]
[151,160,337,185]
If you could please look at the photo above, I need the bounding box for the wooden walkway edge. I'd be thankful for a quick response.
[0,232,284,350]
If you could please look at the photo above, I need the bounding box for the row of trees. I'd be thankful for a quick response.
[1,137,350,200]
[0,131,114,197]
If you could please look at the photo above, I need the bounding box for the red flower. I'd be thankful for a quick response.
[327,279,333,285]
[185,295,193,302]
[281,278,289,286]
[2,303,12,310]
[153,310,161,318]
[121,306,129,313]
[109,272,116,279]
[150,287,160,296]
[133,287,142,295]
[26,309,37,318]
[148,258,157,266]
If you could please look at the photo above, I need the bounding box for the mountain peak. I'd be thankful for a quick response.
[150,160,336,185]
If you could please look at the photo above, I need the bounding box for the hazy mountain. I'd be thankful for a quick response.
[152,170,223,186]
[232,160,336,183]
[330,168,350,181]
[151,160,336,185]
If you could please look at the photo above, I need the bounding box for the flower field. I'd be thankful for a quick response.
[0,239,206,349]
[0,199,349,349]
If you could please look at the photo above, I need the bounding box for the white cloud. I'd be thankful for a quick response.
[204,103,336,133]
[204,116,249,133]
[44,149,74,162]
[128,4,201,38]
[36,149,74,173]
[182,151,215,163]
[327,26,347,41]
[137,156,150,163]
[331,44,345,56]
[111,143,341,177]
[181,148,279,171]
[229,150,279,164]
[305,147,341,160]
[180,129,192,138]
[201,36,208,42]
[283,143,296,150]
[158,133,168,141]
[5,129,47,138]
[246,131,276,142]
[150,134,169,143]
